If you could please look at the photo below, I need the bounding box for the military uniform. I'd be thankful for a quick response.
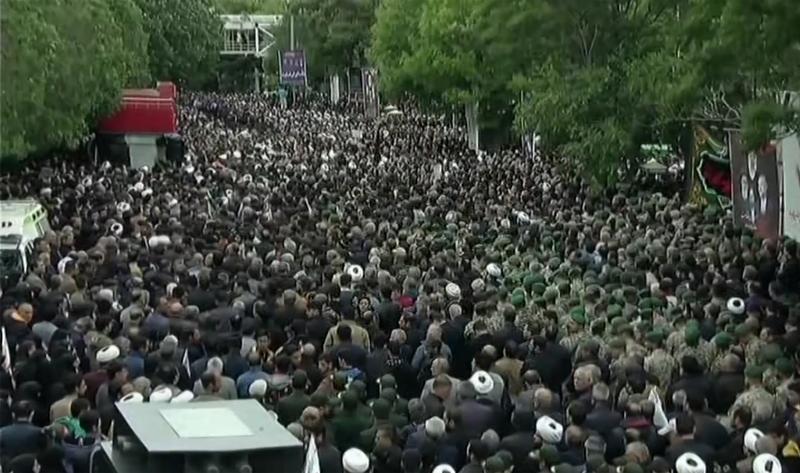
[743,338,765,366]
[644,348,676,390]
[729,385,777,425]
[666,326,686,355]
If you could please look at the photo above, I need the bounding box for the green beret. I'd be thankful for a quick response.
[623,463,645,473]
[684,325,701,346]
[511,292,526,308]
[610,316,628,329]
[538,446,561,466]
[607,304,622,318]
[371,398,391,418]
[713,332,734,349]
[646,330,665,344]
[523,274,536,289]
[570,307,586,325]
[734,323,751,338]
[532,274,546,284]
[616,322,633,335]
[650,297,666,309]
[775,357,794,375]
[744,364,764,379]
[532,283,546,295]
[608,337,626,349]
[760,343,783,364]
[484,456,507,473]
[638,299,653,310]
[532,296,546,306]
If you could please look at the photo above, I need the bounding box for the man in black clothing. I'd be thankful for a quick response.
[376,286,401,334]
[710,354,745,415]
[526,335,571,394]
[686,390,730,450]
[665,414,716,468]
[499,410,536,471]
[458,439,490,473]
[668,356,713,407]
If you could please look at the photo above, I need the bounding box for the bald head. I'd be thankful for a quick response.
[534,388,554,410]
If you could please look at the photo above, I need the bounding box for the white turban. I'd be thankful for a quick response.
[536,415,563,444]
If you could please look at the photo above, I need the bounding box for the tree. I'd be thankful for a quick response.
[134,0,223,88]
[513,0,685,185]
[287,0,375,81]
[1,0,149,158]
[214,0,286,13]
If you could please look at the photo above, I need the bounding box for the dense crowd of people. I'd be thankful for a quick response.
[0,91,799,473]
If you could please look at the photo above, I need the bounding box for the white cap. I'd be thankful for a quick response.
[347,264,364,282]
[249,379,268,397]
[745,428,765,454]
[675,452,706,473]
[96,345,120,364]
[445,283,461,299]
[752,454,781,473]
[171,390,195,403]
[432,465,456,473]
[119,392,144,404]
[536,415,563,444]
[233,150,242,159]
[486,263,502,278]
[727,297,745,315]
[133,182,145,192]
[342,448,370,473]
[424,416,446,438]
[469,371,494,395]
[149,386,173,403]
[471,278,485,292]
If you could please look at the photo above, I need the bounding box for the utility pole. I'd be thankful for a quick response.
[290,14,295,50]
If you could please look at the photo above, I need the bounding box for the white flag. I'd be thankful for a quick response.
[181,347,191,378]
[2,326,14,389]
[303,435,321,473]
[649,388,671,434]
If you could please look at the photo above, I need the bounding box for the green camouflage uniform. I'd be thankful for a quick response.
[729,386,777,425]
[744,339,766,366]
[666,327,686,355]
[644,348,676,390]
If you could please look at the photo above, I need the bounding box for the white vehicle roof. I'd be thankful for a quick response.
[0,199,47,236]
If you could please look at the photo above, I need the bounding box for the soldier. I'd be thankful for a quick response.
[675,323,712,369]
[559,307,587,354]
[736,323,765,367]
[758,343,784,393]
[709,332,735,374]
[643,330,676,390]
[771,357,795,411]
[728,365,777,425]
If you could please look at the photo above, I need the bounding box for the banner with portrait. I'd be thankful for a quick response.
[729,131,781,240]
[779,133,800,241]
[688,126,731,207]
[280,50,307,86]
[362,68,379,119]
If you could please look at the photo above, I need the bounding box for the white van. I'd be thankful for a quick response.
[0,200,51,288]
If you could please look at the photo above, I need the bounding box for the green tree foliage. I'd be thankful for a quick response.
[1,0,149,158]
[287,0,375,80]
[2,0,224,159]
[371,0,800,186]
[214,0,286,13]
[134,0,222,88]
